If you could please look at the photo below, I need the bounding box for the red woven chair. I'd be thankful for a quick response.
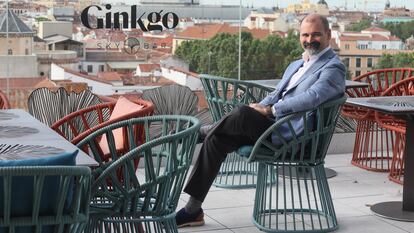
[51,99,154,160]
[342,68,414,172]
[375,77,414,184]
[0,90,10,109]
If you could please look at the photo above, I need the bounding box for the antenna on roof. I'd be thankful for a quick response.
[6,0,10,100]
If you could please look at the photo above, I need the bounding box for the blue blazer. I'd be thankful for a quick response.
[259,48,346,144]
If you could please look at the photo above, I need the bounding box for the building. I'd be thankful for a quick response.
[42,34,84,57]
[172,23,271,53]
[284,0,329,16]
[0,9,38,78]
[38,21,72,39]
[110,1,251,25]
[379,7,414,23]
[333,27,408,77]
[244,8,279,31]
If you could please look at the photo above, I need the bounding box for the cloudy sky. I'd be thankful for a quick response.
[103,0,414,11]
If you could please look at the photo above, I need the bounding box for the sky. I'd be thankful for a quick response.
[104,0,414,11]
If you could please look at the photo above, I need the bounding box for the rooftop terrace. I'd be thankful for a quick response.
[177,150,412,233]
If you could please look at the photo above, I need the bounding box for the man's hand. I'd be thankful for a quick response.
[249,103,272,116]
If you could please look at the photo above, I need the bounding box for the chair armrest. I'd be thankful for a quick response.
[246,111,307,163]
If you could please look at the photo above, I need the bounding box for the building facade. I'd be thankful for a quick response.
[333,27,408,78]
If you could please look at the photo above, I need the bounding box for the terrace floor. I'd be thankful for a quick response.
[177,152,414,233]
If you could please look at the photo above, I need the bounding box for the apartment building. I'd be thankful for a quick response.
[333,27,407,78]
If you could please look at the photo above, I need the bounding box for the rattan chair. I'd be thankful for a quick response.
[199,74,273,188]
[76,115,200,233]
[237,96,346,233]
[342,68,414,172]
[0,90,10,109]
[28,87,102,127]
[0,166,91,233]
[51,99,154,145]
[375,77,414,184]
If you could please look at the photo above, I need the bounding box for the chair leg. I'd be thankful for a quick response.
[389,133,405,185]
[252,163,338,233]
[89,214,178,233]
[213,152,258,188]
[351,120,393,172]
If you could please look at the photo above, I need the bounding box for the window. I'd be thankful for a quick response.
[367,58,373,68]
[345,44,350,50]
[356,58,361,68]
[87,65,93,73]
[357,44,368,50]
[99,65,105,72]
[382,44,387,49]
[25,49,29,55]
[64,45,69,50]
[8,49,12,55]
[78,65,82,71]
[355,71,361,77]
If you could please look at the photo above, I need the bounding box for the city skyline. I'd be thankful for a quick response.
[102,0,414,11]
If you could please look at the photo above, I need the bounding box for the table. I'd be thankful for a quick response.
[0,109,98,166]
[346,96,414,221]
[345,80,370,89]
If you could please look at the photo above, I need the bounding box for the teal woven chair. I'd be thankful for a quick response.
[0,166,91,233]
[237,96,346,233]
[76,115,200,233]
[199,74,273,188]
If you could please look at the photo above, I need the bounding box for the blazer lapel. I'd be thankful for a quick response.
[284,48,335,93]
[277,60,304,93]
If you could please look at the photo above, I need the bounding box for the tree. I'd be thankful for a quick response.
[36,16,50,22]
[345,18,373,32]
[379,21,414,42]
[375,53,414,69]
[174,31,303,80]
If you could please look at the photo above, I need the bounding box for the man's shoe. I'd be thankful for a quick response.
[176,208,205,228]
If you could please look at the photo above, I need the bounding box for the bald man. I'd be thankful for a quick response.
[176,14,345,228]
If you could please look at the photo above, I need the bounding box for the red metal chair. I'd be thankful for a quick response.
[51,99,154,155]
[342,68,414,172]
[375,77,414,184]
[0,90,10,109]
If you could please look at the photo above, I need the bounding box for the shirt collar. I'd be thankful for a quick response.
[302,46,331,63]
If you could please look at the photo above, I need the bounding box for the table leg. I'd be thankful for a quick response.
[370,116,414,221]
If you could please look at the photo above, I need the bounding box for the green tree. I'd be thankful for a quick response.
[36,16,50,22]
[379,21,414,41]
[375,53,414,69]
[345,18,373,32]
[175,31,303,80]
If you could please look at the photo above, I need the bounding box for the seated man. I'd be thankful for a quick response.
[176,13,346,227]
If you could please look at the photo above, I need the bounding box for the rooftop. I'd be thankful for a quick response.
[0,9,33,36]
[177,151,409,233]
[175,23,271,40]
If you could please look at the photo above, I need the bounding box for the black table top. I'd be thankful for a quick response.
[346,96,414,115]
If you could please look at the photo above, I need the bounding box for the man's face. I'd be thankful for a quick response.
[300,19,331,56]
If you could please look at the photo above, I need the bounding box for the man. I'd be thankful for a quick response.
[176,14,346,227]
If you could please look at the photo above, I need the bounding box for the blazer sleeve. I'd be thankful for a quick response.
[273,60,346,118]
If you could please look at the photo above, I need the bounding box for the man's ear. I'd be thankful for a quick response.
[327,29,332,40]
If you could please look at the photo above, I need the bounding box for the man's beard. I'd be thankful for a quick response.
[303,41,321,56]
